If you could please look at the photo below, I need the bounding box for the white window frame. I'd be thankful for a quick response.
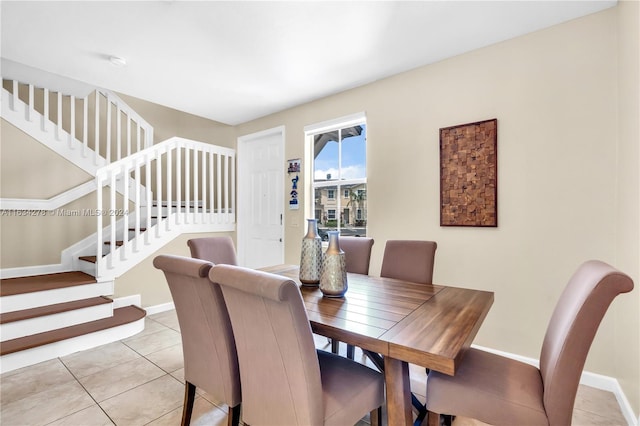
[304,112,367,231]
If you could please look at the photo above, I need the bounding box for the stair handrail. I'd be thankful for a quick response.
[94,137,236,279]
[2,78,154,166]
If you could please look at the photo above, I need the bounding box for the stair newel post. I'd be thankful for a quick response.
[166,147,172,232]
[109,172,117,269]
[155,149,163,239]
[43,88,49,131]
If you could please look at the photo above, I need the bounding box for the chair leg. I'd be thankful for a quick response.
[331,338,340,354]
[363,349,385,371]
[370,406,382,426]
[426,410,439,426]
[346,344,355,360]
[181,382,196,426]
[228,404,241,426]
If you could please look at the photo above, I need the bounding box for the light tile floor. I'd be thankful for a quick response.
[0,310,628,426]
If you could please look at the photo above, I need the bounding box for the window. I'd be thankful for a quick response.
[305,113,367,236]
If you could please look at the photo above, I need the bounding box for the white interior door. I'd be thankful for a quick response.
[237,126,284,268]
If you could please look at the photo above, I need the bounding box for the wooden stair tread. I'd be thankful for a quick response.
[0,272,96,297]
[79,256,98,264]
[0,305,146,356]
[104,241,124,246]
[0,296,112,324]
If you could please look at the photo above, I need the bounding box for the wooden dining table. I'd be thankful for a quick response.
[260,264,494,426]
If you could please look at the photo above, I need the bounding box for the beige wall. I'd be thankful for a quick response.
[614,0,640,416]
[0,120,97,266]
[235,6,639,416]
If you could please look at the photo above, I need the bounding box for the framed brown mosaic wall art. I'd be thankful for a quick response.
[440,118,497,227]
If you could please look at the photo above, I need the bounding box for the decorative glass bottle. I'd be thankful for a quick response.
[299,219,322,286]
[319,231,348,297]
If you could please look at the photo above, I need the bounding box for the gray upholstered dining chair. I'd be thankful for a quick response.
[209,264,385,426]
[333,236,375,359]
[187,236,238,265]
[153,255,241,426]
[425,260,634,426]
[341,236,375,275]
[380,240,437,284]
[372,239,438,417]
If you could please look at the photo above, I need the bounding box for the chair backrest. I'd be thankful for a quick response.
[340,236,375,275]
[210,264,324,425]
[539,260,634,426]
[153,255,240,408]
[187,236,238,265]
[380,240,437,284]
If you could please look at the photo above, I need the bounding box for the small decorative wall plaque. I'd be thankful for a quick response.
[440,119,497,227]
[288,158,301,210]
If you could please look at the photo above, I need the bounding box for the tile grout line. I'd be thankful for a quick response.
[57,356,118,426]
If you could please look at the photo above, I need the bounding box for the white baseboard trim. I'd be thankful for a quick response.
[144,302,175,316]
[473,344,638,426]
[0,263,70,279]
[112,295,142,309]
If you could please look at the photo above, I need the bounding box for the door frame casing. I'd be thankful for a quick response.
[237,125,285,267]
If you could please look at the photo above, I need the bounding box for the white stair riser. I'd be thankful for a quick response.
[0,318,145,374]
[1,303,114,342]
[0,281,114,313]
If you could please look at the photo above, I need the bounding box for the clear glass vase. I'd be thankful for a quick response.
[320,231,348,297]
[299,219,322,286]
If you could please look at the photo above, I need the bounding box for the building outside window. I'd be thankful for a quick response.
[306,113,367,238]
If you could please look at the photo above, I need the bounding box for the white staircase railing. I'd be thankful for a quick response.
[2,79,153,168]
[94,137,235,279]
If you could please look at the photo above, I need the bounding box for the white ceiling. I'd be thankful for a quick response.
[1,1,616,125]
